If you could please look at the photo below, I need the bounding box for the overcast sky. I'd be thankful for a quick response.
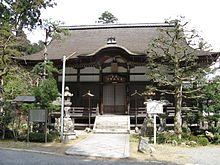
[27,0,220,52]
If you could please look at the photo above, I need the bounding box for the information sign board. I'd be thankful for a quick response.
[145,101,164,114]
[29,109,46,122]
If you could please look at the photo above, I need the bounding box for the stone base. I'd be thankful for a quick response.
[63,132,77,142]
[138,136,156,154]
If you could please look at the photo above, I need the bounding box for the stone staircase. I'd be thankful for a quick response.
[93,115,130,134]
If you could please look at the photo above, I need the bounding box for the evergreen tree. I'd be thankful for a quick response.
[32,61,59,109]
[0,0,57,139]
[199,77,220,125]
[97,11,118,24]
[146,18,212,139]
[1,0,56,36]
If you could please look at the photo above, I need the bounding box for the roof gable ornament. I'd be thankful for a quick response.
[107,37,116,44]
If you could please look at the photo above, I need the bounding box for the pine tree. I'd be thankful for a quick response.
[146,18,212,139]
[97,11,118,24]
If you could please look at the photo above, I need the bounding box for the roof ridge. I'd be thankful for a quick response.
[60,23,174,30]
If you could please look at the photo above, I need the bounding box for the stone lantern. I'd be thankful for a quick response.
[64,86,73,117]
[63,86,76,141]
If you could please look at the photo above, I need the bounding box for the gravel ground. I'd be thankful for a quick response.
[180,145,220,165]
[140,144,220,165]
[1,132,220,165]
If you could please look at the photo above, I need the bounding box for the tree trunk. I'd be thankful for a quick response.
[2,127,5,140]
[12,129,18,142]
[174,84,183,139]
[16,22,24,37]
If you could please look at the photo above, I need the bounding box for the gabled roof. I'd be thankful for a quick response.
[13,96,36,103]
[19,23,210,61]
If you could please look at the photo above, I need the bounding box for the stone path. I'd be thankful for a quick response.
[65,134,129,158]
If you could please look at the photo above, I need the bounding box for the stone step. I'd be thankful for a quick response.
[93,115,130,134]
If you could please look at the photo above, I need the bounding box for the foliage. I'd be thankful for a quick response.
[18,132,58,142]
[32,78,58,109]
[32,58,58,109]
[0,101,13,139]
[41,19,69,46]
[213,133,220,144]
[197,136,209,146]
[32,61,58,79]
[0,0,56,57]
[157,131,180,144]
[0,0,53,103]
[157,131,211,146]
[0,0,59,140]
[28,132,53,142]
[3,66,36,100]
[1,0,56,36]
[198,77,220,124]
[145,17,211,138]
[0,23,21,79]
[188,135,198,142]
[208,126,220,134]
[25,41,45,55]
[97,11,118,24]
[185,111,201,126]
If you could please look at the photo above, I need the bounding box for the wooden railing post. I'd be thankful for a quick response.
[96,104,99,115]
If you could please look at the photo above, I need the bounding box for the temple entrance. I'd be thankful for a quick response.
[103,84,126,114]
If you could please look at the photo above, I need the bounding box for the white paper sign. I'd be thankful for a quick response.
[145,101,164,114]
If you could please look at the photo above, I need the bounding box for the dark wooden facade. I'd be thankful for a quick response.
[56,47,148,115]
[17,23,219,128]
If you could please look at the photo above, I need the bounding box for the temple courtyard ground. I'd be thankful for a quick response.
[0,131,220,165]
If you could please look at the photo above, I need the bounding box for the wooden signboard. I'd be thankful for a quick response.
[29,109,46,122]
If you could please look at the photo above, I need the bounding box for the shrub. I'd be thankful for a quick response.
[0,129,14,139]
[213,134,220,144]
[18,132,58,142]
[197,137,209,146]
[17,135,27,142]
[157,131,179,144]
[208,126,220,134]
[188,135,198,142]
[29,133,53,142]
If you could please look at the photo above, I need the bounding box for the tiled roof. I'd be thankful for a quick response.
[19,23,209,61]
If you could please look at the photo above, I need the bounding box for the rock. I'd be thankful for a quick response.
[186,141,197,147]
[138,136,156,154]
[157,113,168,134]
[167,139,178,146]
[140,116,154,139]
[168,130,175,134]
[180,142,186,146]
[84,127,91,132]
[217,121,220,128]
[135,127,139,133]
[172,140,178,146]
[205,131,214,140]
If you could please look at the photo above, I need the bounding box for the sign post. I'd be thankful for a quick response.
[29,109,47,143]
[153,114,156,145]
[60,52,76,142]
[83,90,94,128]
[145,100,165,145]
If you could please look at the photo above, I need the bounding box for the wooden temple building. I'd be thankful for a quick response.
[18,23,219,129]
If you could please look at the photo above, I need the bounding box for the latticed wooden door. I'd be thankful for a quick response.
[103,84,126,114]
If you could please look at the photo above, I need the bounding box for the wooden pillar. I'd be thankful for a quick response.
[99,66,103,115]
[76,68,80,106]
[126,64,130,114]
